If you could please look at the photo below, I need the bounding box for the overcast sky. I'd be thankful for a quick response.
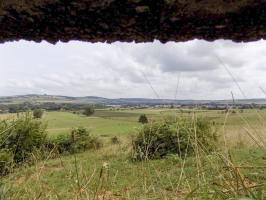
[0,39,266,100]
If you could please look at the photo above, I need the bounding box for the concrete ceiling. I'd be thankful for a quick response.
[0,0,266,44]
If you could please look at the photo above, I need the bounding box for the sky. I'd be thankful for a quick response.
[1,39,266,100]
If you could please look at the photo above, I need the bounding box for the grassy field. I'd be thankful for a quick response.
[3,108,266,140]
[3,145,266,199]
[1,108,266,199]
[41,109,266,146]
[43,111,140,137]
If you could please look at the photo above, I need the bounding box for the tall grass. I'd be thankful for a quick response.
[0,110,265,199]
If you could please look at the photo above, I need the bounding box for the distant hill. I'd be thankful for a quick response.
[0,94,266,106]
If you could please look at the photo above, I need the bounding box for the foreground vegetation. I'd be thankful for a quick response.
[0,108,265,199]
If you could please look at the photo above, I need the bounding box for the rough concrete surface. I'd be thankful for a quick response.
[0,0,266,43]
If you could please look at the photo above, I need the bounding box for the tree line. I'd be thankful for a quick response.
[0,102,106,114]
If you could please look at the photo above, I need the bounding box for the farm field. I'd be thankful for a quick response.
[1,108,266,199]
[2,108,266,137]
[41,109,266,146]
[44,111,140,137]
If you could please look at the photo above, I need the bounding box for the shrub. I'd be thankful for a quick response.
[132,123,177,160]
[52,134,72,154]
[0,114,47,163]
[71,127,94,152]
[83,106,94,116]
[33,109,44,119]
[51,127,102,154]
[132,117,218,160]
[138,114,148,124]
[110,136,120,144]
[231,110,237,114]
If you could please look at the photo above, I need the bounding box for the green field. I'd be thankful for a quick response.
[41,109,266,146]
[1,108,266,199]
[44,111,140,137]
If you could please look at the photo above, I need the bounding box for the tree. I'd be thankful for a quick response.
[33,109,44,119]
[138,114,148,124]
[8,105,19,113]
[83,106,94,116]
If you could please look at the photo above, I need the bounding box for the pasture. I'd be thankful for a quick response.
[40,108,266,146]
[1,108,266,199]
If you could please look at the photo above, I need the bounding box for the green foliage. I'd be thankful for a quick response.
[110,136,120,144]
[0,114,47,163]
[0,149,13,176]
[138,114,148,124]
[132,117,218,160]
[83,106,94,117]
[71,127,94,152]
[8,105,19,113]
[51,134,72,154]
[132,123,178,160]
[33,109,44,119]
[51,127,102,154]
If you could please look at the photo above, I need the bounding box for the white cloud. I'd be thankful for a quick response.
[0,39,266,99]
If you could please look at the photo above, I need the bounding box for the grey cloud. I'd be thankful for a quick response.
[126,41,218,72]
[1,40,266,99]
